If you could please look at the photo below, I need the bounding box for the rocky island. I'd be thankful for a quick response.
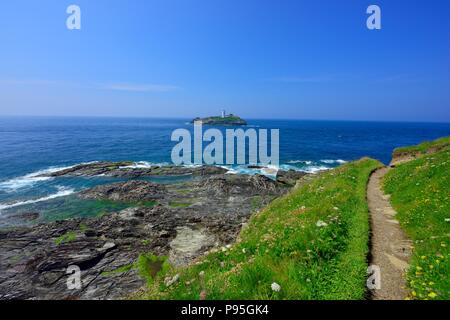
[191,110,247,126]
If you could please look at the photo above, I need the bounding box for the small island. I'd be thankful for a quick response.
[191,110,247,126]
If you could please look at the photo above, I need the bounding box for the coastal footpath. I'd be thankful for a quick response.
[135,137,449,300]
[382,137,449,300]
[0,137,448,300]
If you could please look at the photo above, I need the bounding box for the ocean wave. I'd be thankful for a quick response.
[320,159,347,164]
[300,165,330,173]
[221,163,331,177]
[0,187,75,211]
[221,165,277,177]
[119,161,153,169]
[182,163,203,168]
[278,164,330,174]
[287,160,313,165]
[0,165,77,192]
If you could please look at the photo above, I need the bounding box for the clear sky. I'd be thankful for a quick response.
[0,0,449,122]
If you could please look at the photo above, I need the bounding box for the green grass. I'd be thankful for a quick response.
[100,253,170,285]
[101,263,135,277]
[393,136,450,157]
[169,201,192,208]
[174,188,192,195]
[207,116,242,122]
[54,231,77,245]
[197,115,246,124]
[135,158,382,300]
[137,254,171,286]
[383,147,450,300]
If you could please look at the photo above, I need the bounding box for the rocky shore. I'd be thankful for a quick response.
[45,161,228,178]
[0,162,306,300]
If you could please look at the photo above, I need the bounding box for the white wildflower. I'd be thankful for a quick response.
[164,274,179,287]
[316,220,328,227]
[271,282,281,292]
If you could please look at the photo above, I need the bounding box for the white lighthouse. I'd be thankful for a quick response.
[221,109,226,118]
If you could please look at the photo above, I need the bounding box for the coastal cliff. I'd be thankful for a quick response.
[390,136,450,166]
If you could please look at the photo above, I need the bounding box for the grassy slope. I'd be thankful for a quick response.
[137,158,382,300]
[393,136,450,157]
[383,142,450,300]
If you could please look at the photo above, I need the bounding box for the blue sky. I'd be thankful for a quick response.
[0,0,449,121]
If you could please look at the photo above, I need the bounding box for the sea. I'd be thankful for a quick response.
[0,116,449,227]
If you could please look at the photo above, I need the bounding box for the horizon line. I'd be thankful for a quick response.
[0,114,449,124]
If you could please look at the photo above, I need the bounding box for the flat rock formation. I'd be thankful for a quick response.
[79,180,166,202]
[0,170,293,300]
[44,162,228,178]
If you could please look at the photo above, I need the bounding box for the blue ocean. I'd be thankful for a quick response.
[0,116,449,227]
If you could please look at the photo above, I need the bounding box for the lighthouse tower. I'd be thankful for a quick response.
[221,109,226,118]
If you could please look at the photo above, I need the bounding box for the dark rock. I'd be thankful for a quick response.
[276,170,307,186]
[44,162,227,178]
[79,180,166,202]
[13,212,40,221]
[247,165,264,169]
[0,167,296,300]
[193,174,281,196]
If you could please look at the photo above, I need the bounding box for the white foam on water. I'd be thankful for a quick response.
[220,164,280,178]
[261,165,279,177]
[0,165,78,192]
[182,163,203,168]
[301,165,330,173]
[278,163,331,174]
[287,160,313,165]
[220,162,334,177]
[0,186,75,211]
[320,159,347,164]
[119,161,153,169]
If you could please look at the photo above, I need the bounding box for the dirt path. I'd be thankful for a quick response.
[367,167,412,300]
